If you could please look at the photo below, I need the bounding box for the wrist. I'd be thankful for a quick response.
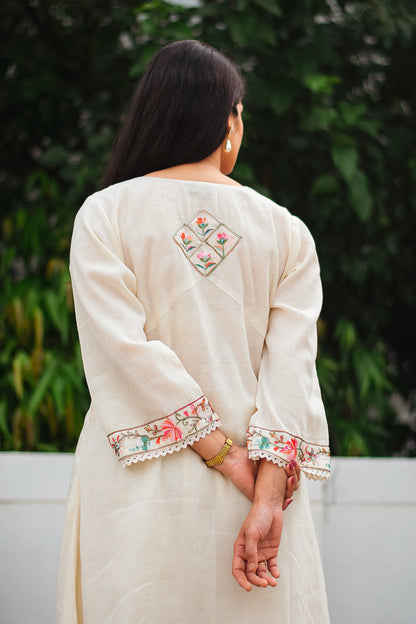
[205,438,234,467]
[214,441,239,473]
[253,460,287,508]
[191,429,227,461]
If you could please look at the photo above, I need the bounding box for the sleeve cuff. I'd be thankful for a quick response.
[247,426,331,481]
[108,396,220,467]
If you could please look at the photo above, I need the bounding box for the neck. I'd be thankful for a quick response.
[145,150,240,186]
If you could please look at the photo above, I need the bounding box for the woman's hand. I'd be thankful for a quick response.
[232,501,283,591]
[192,430,300,506]
[215,444,258,501]
[217,452,300,507]
[283,459,300,510]
[232,461,286,591]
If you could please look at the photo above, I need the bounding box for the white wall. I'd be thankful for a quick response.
[1,454,415,624]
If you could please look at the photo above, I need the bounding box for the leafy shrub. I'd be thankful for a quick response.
[1,0,415,455]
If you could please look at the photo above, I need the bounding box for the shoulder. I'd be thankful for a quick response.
[79,177,148,210]
[75,177,161,226]
[242,186,314,241]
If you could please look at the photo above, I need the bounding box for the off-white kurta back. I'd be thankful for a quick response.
[56,177,330,624]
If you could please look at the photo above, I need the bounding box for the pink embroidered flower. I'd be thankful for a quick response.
[216,232,229,244]
[214,232,230,258]
[156,418,183,444]
[196,251,216,273]
[279,437,299,460]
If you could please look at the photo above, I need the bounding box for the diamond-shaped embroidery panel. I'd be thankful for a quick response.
[173,210,241,277]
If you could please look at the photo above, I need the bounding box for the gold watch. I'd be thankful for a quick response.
[204,438,234,467]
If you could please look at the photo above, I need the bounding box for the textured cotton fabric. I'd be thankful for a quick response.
[55,177,331,624]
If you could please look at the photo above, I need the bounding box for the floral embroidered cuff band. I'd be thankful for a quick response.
[108,396,220,467]
[246,426,331,481]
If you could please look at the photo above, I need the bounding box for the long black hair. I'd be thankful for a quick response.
[103,40,245,187]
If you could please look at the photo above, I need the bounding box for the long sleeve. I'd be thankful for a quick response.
[246,216,330,480]
[70,197,220,467]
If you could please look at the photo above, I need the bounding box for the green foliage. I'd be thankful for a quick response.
[1,0,415,455]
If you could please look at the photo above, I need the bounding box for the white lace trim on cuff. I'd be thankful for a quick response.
[247,426,331,480]
[107,396,219,465]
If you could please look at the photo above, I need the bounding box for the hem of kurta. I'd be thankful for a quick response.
[247,426,331,481]
[107,395,220,466]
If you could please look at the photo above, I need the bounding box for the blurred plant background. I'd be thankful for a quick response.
[1,0,415,455]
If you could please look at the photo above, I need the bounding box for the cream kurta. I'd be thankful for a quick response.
[56,177,331,624]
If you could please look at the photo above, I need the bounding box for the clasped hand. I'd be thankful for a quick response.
[215,443,299,507]
[216,445,300,591]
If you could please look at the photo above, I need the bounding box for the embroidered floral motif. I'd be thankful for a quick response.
[108,396,219,463]
[173,210,241,277]
[195,216,213,237]
[188,243,221,276]
[214,232,229,257]
[178,227,197,255]
[246,426,331,479]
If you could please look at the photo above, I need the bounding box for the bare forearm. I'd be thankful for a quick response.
[192,433,293,507]
[191,428,229,461]
[253,460,287,509]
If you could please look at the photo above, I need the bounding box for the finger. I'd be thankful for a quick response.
[290,474,299,491]
[246,567,269,588]
[285,461,294,477]
[245,532,259,575]
[233,534,252,592]
[232,552,252,592]
[284,474,298,501]
[282,497,293,511]
[256,564,277,587]
[266,554,280,579]
[287,459,301,481]
[284,475,296,499]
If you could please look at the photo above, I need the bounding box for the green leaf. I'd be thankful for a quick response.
[331,144,359,183]
[338,101,367,126]
[286,47,318,81]
[0,401,11,439]
[300,107,338,132]
[268,77,301,115]
[253,0,282,17]
[129,45,160,78]
[227,14,276,47]
[347,170,374,221]
[344,431,369,457]
[336,319,357,352]
[303,74,341,95]
[355,119,380,139]
[310,173,340,197]
[27,359,57,416]
[40,146,69,168]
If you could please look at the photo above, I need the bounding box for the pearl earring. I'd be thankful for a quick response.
[224,125,233,153]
